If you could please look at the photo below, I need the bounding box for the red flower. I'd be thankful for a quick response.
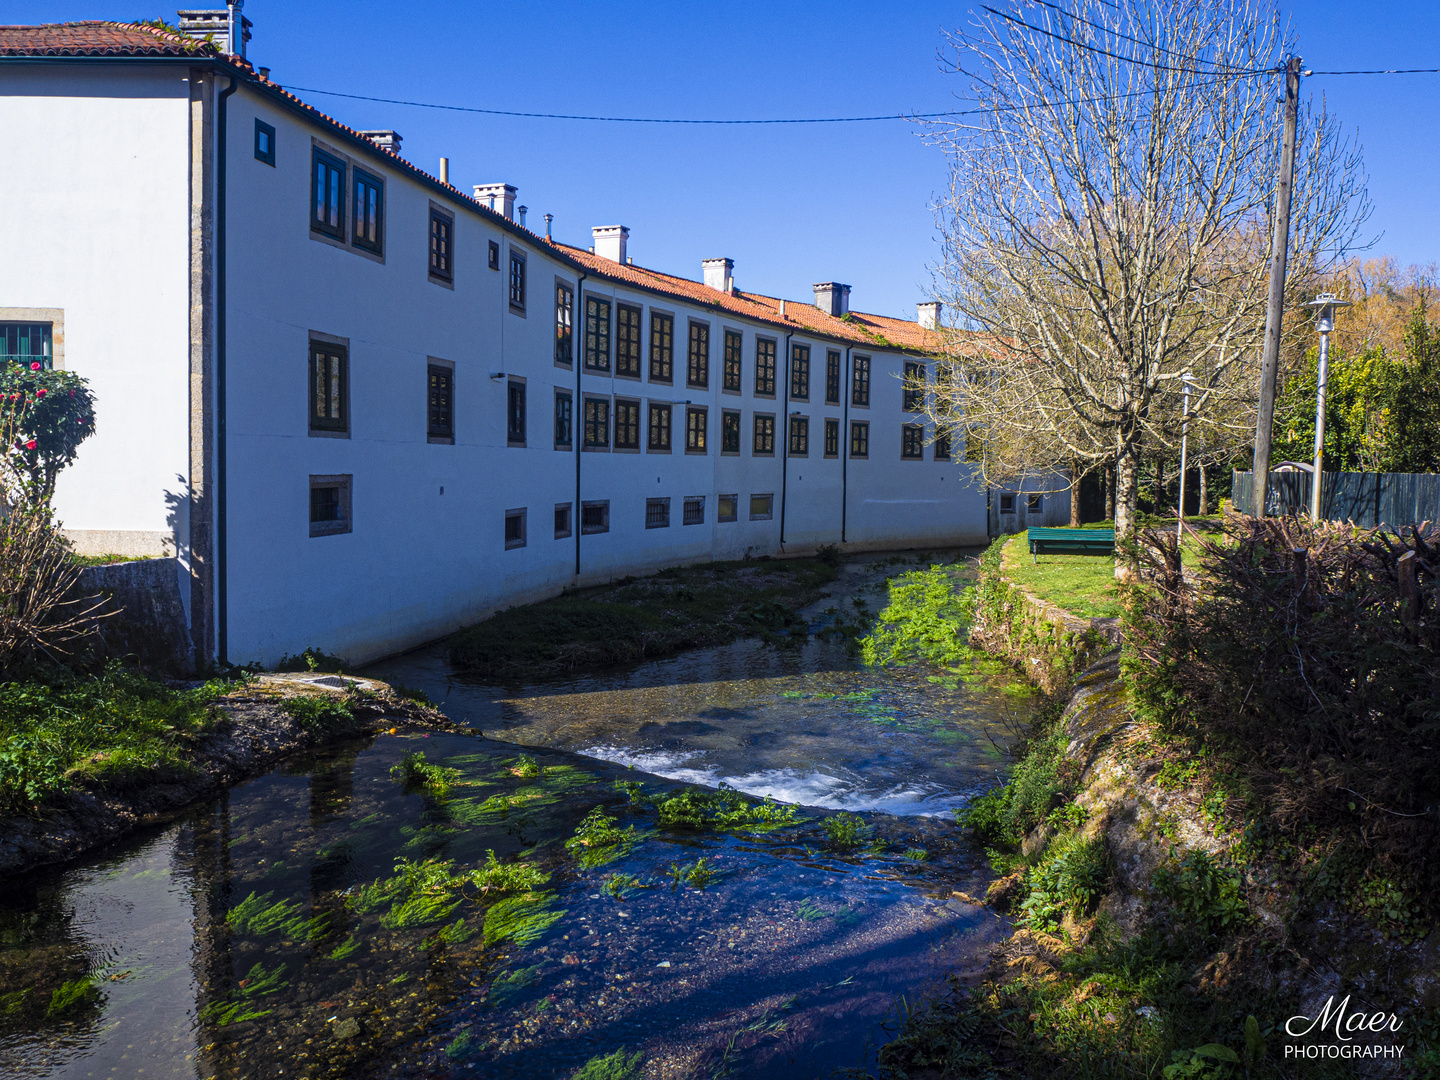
[35,389,47,398]
[25,440,36,450]
[69,390,76,397]
[29,362,40,371]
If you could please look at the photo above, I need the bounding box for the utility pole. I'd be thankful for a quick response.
[1251,56,1303,518]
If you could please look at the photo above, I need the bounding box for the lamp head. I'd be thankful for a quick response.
[1302,292,1352,334]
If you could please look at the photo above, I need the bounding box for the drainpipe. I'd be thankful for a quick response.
[778,332,794,546]
[841,346,850,544]
[216,69,240,667]
[573,270,587,577]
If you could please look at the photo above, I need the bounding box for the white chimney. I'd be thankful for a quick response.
[474,183,518,221]
[358,130,402,154]
[177,7,251,55]
[592,226,629,263]
[813,282,851,317]
[917,302,941,329]
[703,258,734,292]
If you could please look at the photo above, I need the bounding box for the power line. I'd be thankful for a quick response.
[1307,68,1440,75]
[1021,0,1260,73]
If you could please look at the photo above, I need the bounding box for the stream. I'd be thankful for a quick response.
[0,552,1034,1080]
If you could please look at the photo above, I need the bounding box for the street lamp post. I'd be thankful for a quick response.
[1176,373,1196,541]
[1301,293,1352,521]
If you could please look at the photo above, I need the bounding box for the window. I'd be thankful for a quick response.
[903,361,925,411]
[824,418,839,457]
[555,282,574,364]
[649,312,674,382]
[1028,493,1044,514]
[687,321,709,388]
[721,410,741,454]
[789,416,809,456]
[850,420,869,458]
[509,249,527,313]
[554,503,572,539]
[852,354,871,406]
[934,430,952,460]
[309,341,348,434]
[723,330,743,392]
[825,349,841,404]
[647,403,672,451]
[718,494,738,523]
[0,323,52,368]
[616,304,642,377]
[999,493,1016,514]
[583,397,610,448]
[507,381,526,445]
[352,169,383,254]
[749,494,774,521]
[646,498,671,529]
[585,297,611,372]
[554,391,572,448]
[902,423,924,459]
[753,414,775,456]
[311,149,345,240]
[685,406,707,453]
[488,240,500,271]
[309,474,352,537]
[581,500,609,534]
[427,364,453,440]
[615,399,641,450]
[683,497,705,526]
[790,344,810,401]
[755,339,776,396]
[254,119,275,166]
[504,508,527,549]
[429,209,453,280]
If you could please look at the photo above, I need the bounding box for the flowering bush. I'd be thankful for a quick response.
[0,361,96,503]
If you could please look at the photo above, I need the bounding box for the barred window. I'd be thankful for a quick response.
[789,416,809,456]
[554,503,572,538]
[583,397,609,448]
[721,410,741,453]
[504,508,526,549]
[616,303,643,377]
[852,354,870,406]
[309,474,352,537]
[723,330,743,391]
[685,406,707,452]
[615,399,641,450]
[850,420,869,458]
[753,414,775,456]
[646,498,671,529]
[687,321,709,388]
[824,418,840,457]
[683,497,705,526]
[790,344,810,400]
[825,349,841,404]
[902,423,924,459]
[649,312,674,382]
[581,500,609,534]
[755,339,776,396]
[554,282,574,364]
[585,297,611,372]
[648,403,672,451]
[903,361,925,411]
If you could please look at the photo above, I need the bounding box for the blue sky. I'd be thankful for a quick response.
[17,1,1440,317]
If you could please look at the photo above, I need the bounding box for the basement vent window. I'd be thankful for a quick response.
[999,493,1016,514]
[683,497,705,526]
[309,474,352,537]
[554,503,572,539]
[581,500,610,534]
[718,494,738,523]
[749,494,774,521]
[504,508,527,549]
[646,498,671,529]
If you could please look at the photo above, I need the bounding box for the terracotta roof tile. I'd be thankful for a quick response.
[0,22,212,56]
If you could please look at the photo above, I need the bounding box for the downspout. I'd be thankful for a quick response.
[215,69,240,666]
[573,270,587,577]
[841,346,850,543]
[778,331,793,546]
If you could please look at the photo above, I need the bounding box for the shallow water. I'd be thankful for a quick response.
[0,551,1032,1079]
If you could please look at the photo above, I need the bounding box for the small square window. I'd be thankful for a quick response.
[509,249,527,313]
[749,494,774,521]
[581,500,609,534]
[505,507,527,549]
[507,381,527,445]
[718,494,738,523]
[1027,493,1044,514]
[999,493,1016,514]
[309,474,352,537]
[646,497,671,529]
[683,497,705,526]
[429,209,453,281]
[254,119,275,166]
[489,240,500,271]
[2,322,53,368]
[554,503,573,539]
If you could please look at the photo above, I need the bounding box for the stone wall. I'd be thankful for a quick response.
[76,557,192,673]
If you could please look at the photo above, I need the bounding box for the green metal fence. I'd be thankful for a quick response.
[1232,470,1440,527]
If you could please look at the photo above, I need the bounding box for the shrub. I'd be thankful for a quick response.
[0,504,103,676]
[279,693,353,732]
[1018,832,1110,933]
[823,811,870,850]
[1152,849,1248,935]
[1,361,96,503]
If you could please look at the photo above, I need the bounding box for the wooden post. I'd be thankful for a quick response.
[1398,550,1418,626]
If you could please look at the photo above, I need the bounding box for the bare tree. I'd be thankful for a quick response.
[925,0,1369,575]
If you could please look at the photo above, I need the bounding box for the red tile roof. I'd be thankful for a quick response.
[0,22,212,56]
[1,21,942,354]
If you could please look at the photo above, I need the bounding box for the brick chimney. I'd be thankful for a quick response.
[474,183,517,221]
[177,7,251,56]
[917,302,941,329]
[358,130,402,154]
[592,226,629,264]
[813,282,851,317]
[703,258,734,292]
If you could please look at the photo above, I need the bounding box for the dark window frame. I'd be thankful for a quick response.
[614,397,642,451]
[308,340,349,436]
[903,361,926,412]
[752,413,776,456]
[508,248,527,314]
[717,494,739,523]
[647,402,672,452]
[581,500,610,534]
[749,493,774,521]
[311,147,346,241]
[720,409,741,455]
[685,405,708,454]
[0,322,53,368]
[825,349,841,405]
[934,430,952,460]
[686,320,710,389]
[428,207,453,282]
[585,296,612,372]
[645,497,671,529]
[488,240,500,271]
[504,507,527,550]
[309,473,352,537]
[789,415,809,457]
[427,362,454,442]
[1000,493,1017,514]
[790,343,810,401]
[554,390,573,449]
[555,280,574,365]
[649,311,674,383]
[352,167,384,255]
[722,329,743,392]
[824,417,840,457]
[683,497,705,526]
[852,354,871,407]
[583,396,610,450]
[1027,493,1044,514]
[254,118,276,166]
[554,502,573,539]
[850,420,870,459]
[616,303,643,378]
[902,422,925,459]
[755,338,777,397]
[507,380,527,446]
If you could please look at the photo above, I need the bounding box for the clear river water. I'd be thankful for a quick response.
[0,552,1033,1080]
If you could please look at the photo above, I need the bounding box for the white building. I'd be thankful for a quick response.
[0,14,1004,668]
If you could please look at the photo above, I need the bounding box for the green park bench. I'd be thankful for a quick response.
[1026,526,1116,563]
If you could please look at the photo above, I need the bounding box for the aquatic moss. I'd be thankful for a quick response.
[199,962,289,1026]
[45,978,99,1017]
[482,893,565,947]
[487,964,540,1006]
[619,780,800,833]
[668,857,718,890]
[380,891,459,930]
[327,935,360,959]
[822,812,870,850]
[861,565,973,667]
[444,1030,477,1059]
[570,1048,645,1080]
[390,751,459,797]
[565,806,638,868]
[602,872,644,898]
[466,850,550,897]
[510,755,542,778]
